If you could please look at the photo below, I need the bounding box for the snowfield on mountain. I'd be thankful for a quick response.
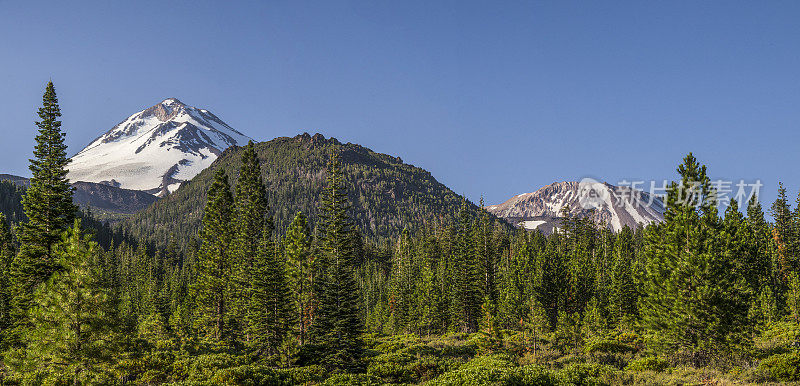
[69,98,250,196]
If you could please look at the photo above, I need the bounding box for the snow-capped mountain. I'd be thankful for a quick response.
[69,98,251,197]
[487,180,665,233]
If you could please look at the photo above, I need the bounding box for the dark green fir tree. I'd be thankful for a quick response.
[285,212,315,346]
[309,150,364,371]
[248,223,293,357]
[640,153,752,365]
[191,169,234,344]
[10,81,77,345]
[610,225,638,326]
[771,183,796,290]
[0,213,15,349]
[231,141,269,342]
[451,199,480,333]
[8,220,120,384]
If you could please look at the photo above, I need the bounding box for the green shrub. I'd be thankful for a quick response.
[173,352,247,381]
[556,363,616,386]
[624,356,669,373]
[438,342,478,358]
[367,360,412,383]
[282,365,326,383]
[406,356,454,382]
[321,373,383,385]
[209,365,293,385]
[427,355,516,385]
[584,339,636,355]
[755,321,800,355]
[757,350,800,382]
[402,342,439,357]
[512,364,557,385]
[369,351,415,365]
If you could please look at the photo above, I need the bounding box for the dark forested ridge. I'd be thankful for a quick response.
[0,174,158,219]
[0,181,25,224]
[120,132,493,252]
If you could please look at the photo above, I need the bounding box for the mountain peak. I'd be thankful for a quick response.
[141,98,190,122]
[69,99,251,197]
[488,180,664,233]
[161,97,184,106]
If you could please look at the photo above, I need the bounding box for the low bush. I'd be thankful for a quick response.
[584,339,636,355]
[755,321,800,356]
[757,350,800,382]
[555,362,617,386]
[172,352,247,382]
[625,356,670,372]
[209,365,294,385]
[511,364,557,385]
[427,354,517,385]
[367,360,412,383]
[321,373,383,385]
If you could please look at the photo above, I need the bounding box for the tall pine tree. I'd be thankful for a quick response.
[309,150,364,371]
[771,183,796,292]
[0,213,15,349]
[610,225,638,327]
[10,81,77,346]
[191,169,234,344]
[285,212,315,346]
[248,221,293,357]
[451,199,480,333]
[231,141,269,343]
[8,220,119,384]
[640,153,751,365]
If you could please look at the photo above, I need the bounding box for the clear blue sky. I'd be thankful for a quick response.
[1,1,799,210]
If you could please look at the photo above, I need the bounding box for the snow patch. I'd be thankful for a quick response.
[520,220,546,230]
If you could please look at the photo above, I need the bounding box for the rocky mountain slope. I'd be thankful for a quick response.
[488,180,664,233]
[69,98,251,197]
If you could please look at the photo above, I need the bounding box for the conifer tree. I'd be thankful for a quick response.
[191,169,234,344]
[423,232,449,334]
[746,195,772,288]
[476,198,500,334]
[722,200,760,292]
[610,225,637,326]
[248,223,292,356]
[0,213,15,349]
[498,233,534,330]
[417,249,438,336]
[523,297,549,362]
[476,198,498,306]
[10,82,77,340]
[8,220,119,383]
[774,184,797,278]
[309,150,364,371]
[231,141,269,340]
[451,200,480,333]
[640,153,752,364]
[389,228,414,333]
[285,211,315,346]
[787,271,800,324]
[537,235,567,330]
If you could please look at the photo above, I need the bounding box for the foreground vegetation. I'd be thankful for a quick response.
[1,83,800,384]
